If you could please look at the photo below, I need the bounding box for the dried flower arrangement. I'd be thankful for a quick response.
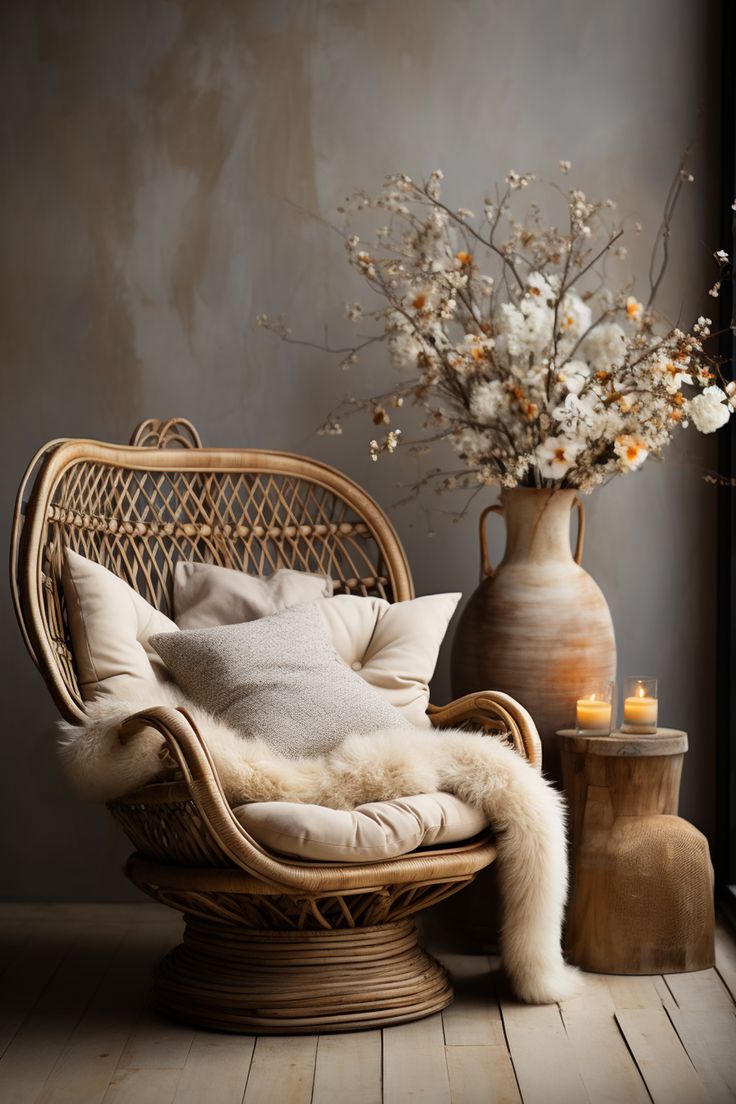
[259,160,733,500]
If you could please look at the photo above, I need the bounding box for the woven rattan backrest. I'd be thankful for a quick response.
[11,419,413,722]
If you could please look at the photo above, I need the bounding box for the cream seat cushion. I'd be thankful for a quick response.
[233,792,489,862]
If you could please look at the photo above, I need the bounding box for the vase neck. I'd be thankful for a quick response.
[500,488,578,566]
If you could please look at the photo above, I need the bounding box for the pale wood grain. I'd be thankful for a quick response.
[36,927,174,1104]
[117,1007,194,1072]
[499,1002,588,1104]
[558,972,615,1014]
[561,1010,650,1104]
[667,1006,736,1101]
[102,1068,180,1104]
[437,954,505,1046]
[606,972,676,1011]
[172,1033,255,1104]
[663,967,735,1012]
[615,1008,710,1104]
[242,1036,317,1104]
[312,1031,381,1104]
[0,925,128,1104]
[383,1014,451,1104]
[445,1045,520,1104]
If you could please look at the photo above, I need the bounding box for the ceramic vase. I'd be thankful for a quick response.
[450,487,617,781]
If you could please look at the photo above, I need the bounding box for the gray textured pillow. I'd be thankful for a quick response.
[150,602,410,758]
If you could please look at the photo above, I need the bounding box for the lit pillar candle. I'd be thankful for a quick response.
[623,684,658,730]
[576,695,612,732]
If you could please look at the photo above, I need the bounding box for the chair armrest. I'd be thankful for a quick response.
[427,691,542,770]
[114,704,497,893]
[117,705,325,889]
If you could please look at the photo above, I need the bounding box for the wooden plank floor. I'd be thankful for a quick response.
[0,904,734,1103]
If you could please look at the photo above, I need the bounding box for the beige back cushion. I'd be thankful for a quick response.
[234,792,488,862]
[174,561,333,629]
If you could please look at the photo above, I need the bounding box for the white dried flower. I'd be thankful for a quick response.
[558,293,592,339]
[625,296,644,322]
[614,435,648,471]
[653,355,692,393]
[583,322,627,370]
[318,419,343,437]
[469,381,505,423]
[526,271,555,300]
[557,360,591,396]
[535,436,585,479]
[559,160,571,174]
[689,386,731,433]
[715,249,729,263]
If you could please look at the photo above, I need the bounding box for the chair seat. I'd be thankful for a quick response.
[232,792,489,862]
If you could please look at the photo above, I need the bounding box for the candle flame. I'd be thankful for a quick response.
[636,683,646,698]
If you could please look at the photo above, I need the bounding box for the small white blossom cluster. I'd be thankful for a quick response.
[262,165,733,494]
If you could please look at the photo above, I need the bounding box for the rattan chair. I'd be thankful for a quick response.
[10,417,541,1034]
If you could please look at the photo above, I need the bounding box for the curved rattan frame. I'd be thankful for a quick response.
[10,418,541,1033]
[11,432,413,724]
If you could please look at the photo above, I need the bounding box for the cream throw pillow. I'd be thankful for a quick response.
[316,594,459,728]
[233,792,488,861]
[174,561,333,630]
[63,549,177,700]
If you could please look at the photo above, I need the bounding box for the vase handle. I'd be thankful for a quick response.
[572,496,585,564]
[479,503,505,578]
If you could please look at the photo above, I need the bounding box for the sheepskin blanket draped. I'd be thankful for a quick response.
[58,695,580,1006]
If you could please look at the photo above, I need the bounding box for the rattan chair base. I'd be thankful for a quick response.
[153,916,453,1034]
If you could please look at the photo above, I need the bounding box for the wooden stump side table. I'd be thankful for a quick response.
[558,728,715,975]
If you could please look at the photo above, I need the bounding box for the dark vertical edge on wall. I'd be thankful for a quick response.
[717,0,736,928]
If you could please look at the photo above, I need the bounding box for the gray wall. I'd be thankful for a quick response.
[0,0,720,901]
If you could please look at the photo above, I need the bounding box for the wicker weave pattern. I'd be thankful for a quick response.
[128,860,477,930]
[12,425,412,722]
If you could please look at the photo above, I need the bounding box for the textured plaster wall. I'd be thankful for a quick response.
[0,0,720,900]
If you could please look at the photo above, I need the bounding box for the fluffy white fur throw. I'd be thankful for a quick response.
[58,692,580,1006]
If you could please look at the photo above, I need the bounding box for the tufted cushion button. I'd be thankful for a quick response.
[351,660,363,671]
